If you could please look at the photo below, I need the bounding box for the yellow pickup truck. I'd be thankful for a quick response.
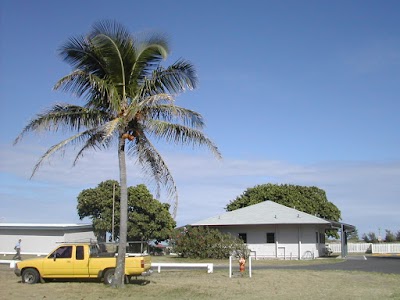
[14,243,152,284]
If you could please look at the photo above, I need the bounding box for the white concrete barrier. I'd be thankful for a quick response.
[1,252,48,256]
[0,260,19,268]
[152,262,213,273]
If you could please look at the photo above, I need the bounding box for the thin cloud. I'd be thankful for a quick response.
[1,143,398,235]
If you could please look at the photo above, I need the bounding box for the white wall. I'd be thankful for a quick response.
[301,225,320,258]
[214,224,326,259]
[0,230,64,255]
[277,225,299,259]
[0,227,96,255]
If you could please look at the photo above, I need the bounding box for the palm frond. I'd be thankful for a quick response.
[102,118,121,139]
[132,40,169,82]
[55,68,122,115]
[90,20,132,42]
[58,35,106,77]
[73,130,114,166]
[91,20,137,65]
[30,129,102,178]
[144,104,205,129]
[14,105,109,145]
[122,94,175,129]
[144,59,198,96]
[91,34,126,87]
[90,20,140,97]
[146,121,221,159]
[138,93,175,106]
[137,34,169,58]
[55,71,113,101]
[126,135,179,217]
[72,118,121,165]
[58,21,135,111]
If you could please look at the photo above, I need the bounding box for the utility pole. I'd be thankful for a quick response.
[112,183,116,242]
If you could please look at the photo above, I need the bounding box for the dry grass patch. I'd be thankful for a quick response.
[1,265,399,300]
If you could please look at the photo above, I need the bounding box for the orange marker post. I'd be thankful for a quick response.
[239,256,246,274]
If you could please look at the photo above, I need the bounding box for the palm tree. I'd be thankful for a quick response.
[14,20,221,287]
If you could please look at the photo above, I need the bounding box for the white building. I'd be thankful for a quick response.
[191,201,354,259]
[0,223,96,255]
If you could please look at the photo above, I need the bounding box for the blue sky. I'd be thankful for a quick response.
[1,0,399,238]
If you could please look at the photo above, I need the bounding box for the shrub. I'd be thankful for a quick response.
[170,226,249,259]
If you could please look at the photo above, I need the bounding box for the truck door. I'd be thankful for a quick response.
[42,246,74,277]
[73,245,89,276]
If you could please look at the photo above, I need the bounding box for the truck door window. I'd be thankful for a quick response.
[52,246,72,258]
[76,246,84,260]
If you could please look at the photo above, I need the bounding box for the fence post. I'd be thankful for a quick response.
[229,256,233,278]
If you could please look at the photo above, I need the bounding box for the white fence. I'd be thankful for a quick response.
[328,243,400,254]
[152,263,213,273]
[328,243,371,253]
[372,243,400,254]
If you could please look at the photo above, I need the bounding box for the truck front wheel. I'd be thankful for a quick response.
[22,268,40,284]
[103,268,115,285]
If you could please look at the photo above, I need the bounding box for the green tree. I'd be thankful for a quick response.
[77,180,176,242]
[77,180,119,241]
[226,184,341,237]
[384,230,396,243]
[362,232,378,243]
[347,227,359,242]
[396,230,400,242]
[127,184,176,242]
[171,226,249,259]
[14,20,221,287]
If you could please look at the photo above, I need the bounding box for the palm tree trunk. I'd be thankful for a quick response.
[112,136,128,287]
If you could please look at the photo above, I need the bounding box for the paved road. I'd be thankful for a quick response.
[251,256,400,274]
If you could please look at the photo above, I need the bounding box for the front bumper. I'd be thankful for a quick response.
[141,269,153,277]
[14,267,21,277]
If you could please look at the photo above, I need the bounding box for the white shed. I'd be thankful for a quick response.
[191,201,341,259]
[0,223,96,256]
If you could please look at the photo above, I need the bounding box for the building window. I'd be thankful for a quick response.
[266,232,275,243]
[316,232,319,243]
[238,233,247,243]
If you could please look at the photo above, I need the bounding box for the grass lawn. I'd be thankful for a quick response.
[1,257,399,300]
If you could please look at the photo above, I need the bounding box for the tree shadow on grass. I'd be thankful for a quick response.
[128,278,151,285]
[39,277,151,285]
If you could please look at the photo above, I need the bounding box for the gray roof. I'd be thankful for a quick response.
[191,201,331,226]
[0,223,93,230]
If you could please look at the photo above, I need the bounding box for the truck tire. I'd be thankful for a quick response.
[103,268,115,285]
[22,268,40,284]
[125,275,131,284]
